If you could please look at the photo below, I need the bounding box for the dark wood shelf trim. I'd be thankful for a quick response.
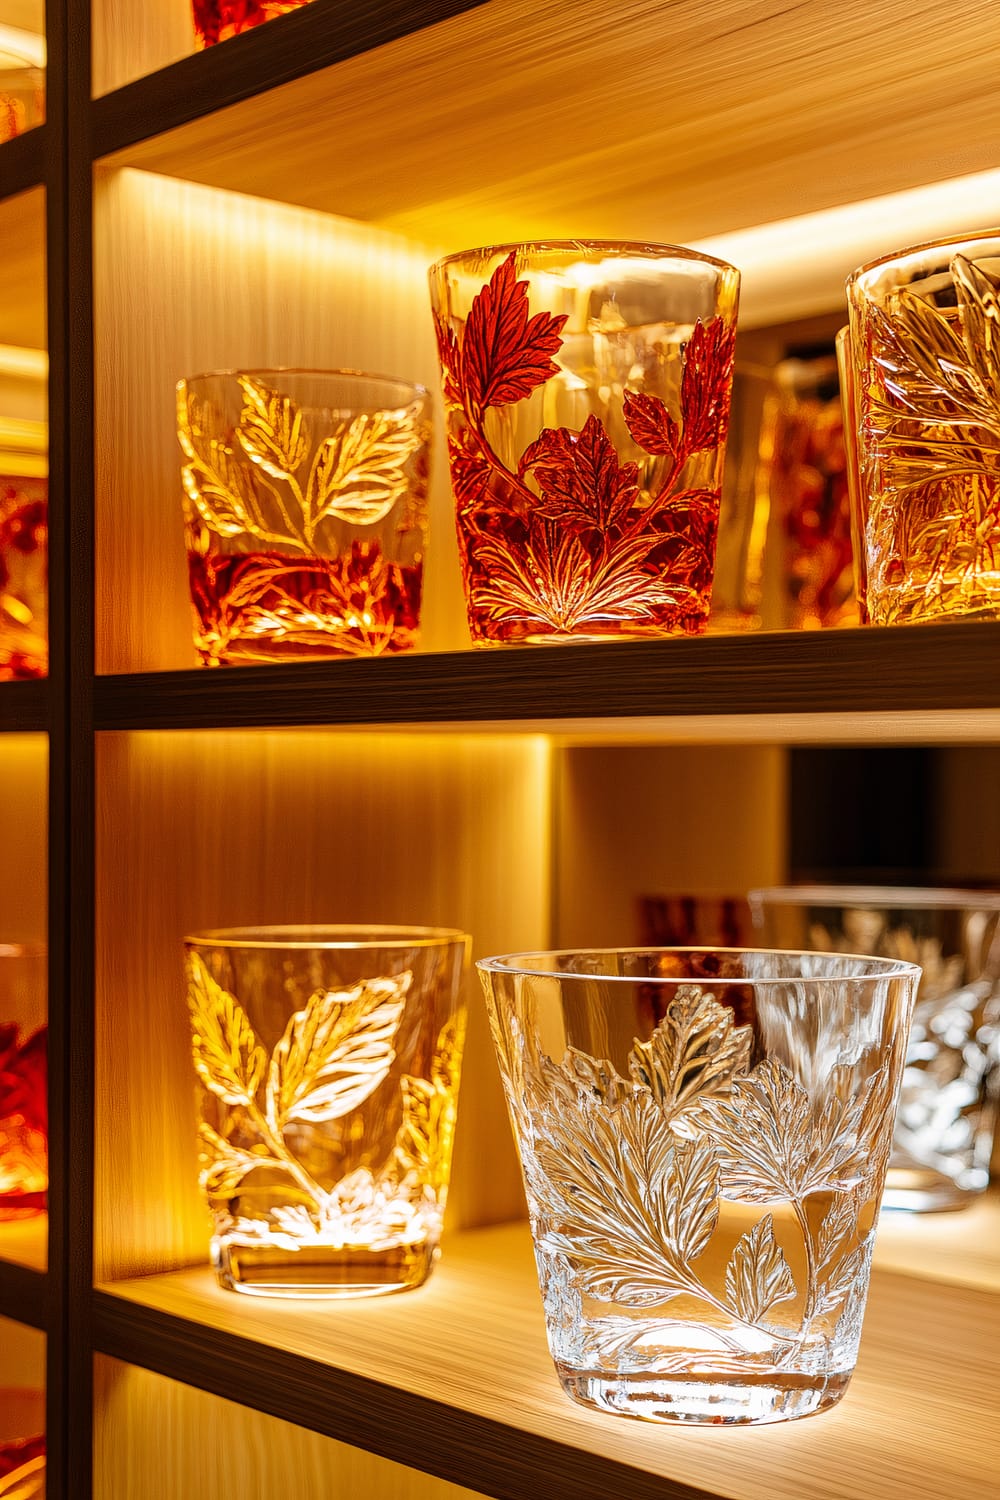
[0,680,48,733]
[0,126,47,201]
[0,1261,49,1333]
[92,0,488,160]
[91,1288,715,1500]
[92,620,1000,731]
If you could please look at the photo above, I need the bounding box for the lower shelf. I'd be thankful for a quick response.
[94,1214,999,1500]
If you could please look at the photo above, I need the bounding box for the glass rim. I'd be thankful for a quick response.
[429,238,740,278]
[176,367,428,404]
[748,884,1000,911]
[846,226,1000,290]
[184,924,470,951]
[476,944,921,983]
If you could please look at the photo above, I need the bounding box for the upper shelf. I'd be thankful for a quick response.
[94,1216,1000,1500]
[95,0,1000,263]
[93,620,1000,741]
[0,680,47,733]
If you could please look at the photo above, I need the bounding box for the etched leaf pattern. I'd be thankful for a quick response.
[394,1012,467,1194]
[178,377,427,556]
[724,1216,796,1323]
[266,975,409,1128]
[187,952,267,1108]
[522,982,892,1359]
[437,250,734,640]
[859,252,1000,621]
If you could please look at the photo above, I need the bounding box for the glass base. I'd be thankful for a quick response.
[212,1238,438,1298]
[881,1165,986,1213]
[557,1365,851,1426]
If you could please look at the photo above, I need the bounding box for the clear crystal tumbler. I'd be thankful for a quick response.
[185,926,469,1297]
[429,241,739,645]
[749,887,1000,1211]
[177,370,431,665]
[479,946,919,1425]
[844,232,1000,625]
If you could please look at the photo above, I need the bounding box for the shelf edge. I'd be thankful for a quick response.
[0,1260,49,1332]
[0,680,48,733]
[0,128,47,202]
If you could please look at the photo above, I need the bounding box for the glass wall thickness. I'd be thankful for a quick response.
[479,946,919,1426]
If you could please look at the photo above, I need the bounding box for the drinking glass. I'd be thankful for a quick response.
[749,886,1000,1210]
[429,241,740,645]
[0,479,47,681]
[479,946,918,1424]
[0,944,46,1218]
[177,369,431,665]
[844,232,1000,625]
[185,926,469,1296]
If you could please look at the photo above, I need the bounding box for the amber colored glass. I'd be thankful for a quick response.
[0,945,47,1218]
[177,370,431,666]
[184,926,469,1297]
[749,886,1000,1212]
[191,0,310,47]
[429,241,740,645]
[480,947,918,1425]
[845,231,1000,625]
[0,479,47,681]
[0,35,44,144]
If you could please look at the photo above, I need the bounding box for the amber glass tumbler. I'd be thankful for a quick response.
[177,370,431,665]
[185,926,469,1297]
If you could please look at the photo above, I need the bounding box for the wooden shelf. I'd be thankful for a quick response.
[92,621,1000,739]
[96,0,1000,260]
[0,127,46,203]
[94,1218,1000,1500]
[0,680,47,733]
[0,1235,48,1333]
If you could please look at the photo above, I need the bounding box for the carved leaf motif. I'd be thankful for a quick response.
[623,390,680,459]
[187,953,267,1108]
[953,253,1000,397]
[816,1187,863,1270]
[814,1235,873,1319]
[460,252,567,412]
[395,1013,466,1192]
[535,1088,716,1307]
[197,1121,280,1199]
[306,407,423,527]
[236,376,310,479]
[178,387,268,539]
[679,317,737,452]
[542,1046,637,1110]
[266,973,410,1128]
[628,985,752,1128]
[518,415,640,529]
[724,1214,797,1323]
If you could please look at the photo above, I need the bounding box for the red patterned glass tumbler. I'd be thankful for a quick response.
[192,0,311,47]
[429,242,740,645]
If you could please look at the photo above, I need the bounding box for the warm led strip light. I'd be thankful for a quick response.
[0,345,47,381]
[694,169,1000,324]
[0,24,45,68]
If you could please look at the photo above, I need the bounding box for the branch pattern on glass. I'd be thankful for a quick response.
[188,955,462,1253]
[0,1022,47,1212]
[524,986,888,1368]
[0,482,47,680]
[179,377,426,662]
[859,254,1000,622]
[435,254,734,641]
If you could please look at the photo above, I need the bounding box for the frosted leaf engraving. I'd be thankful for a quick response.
[524,985,890,1371]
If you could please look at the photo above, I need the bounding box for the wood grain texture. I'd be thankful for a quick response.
[0,188,45,350]
[874,1191,1000,1295]
[0,1315,45,1401]
[93,167,466,674]
[94,1355,483,1500]
[94,730,551,1280]
[92,620,1000,731]
[0,736,48,944]
[94,1219,1000,1500]
[99,0,1000,283]
[552,745,786,947]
